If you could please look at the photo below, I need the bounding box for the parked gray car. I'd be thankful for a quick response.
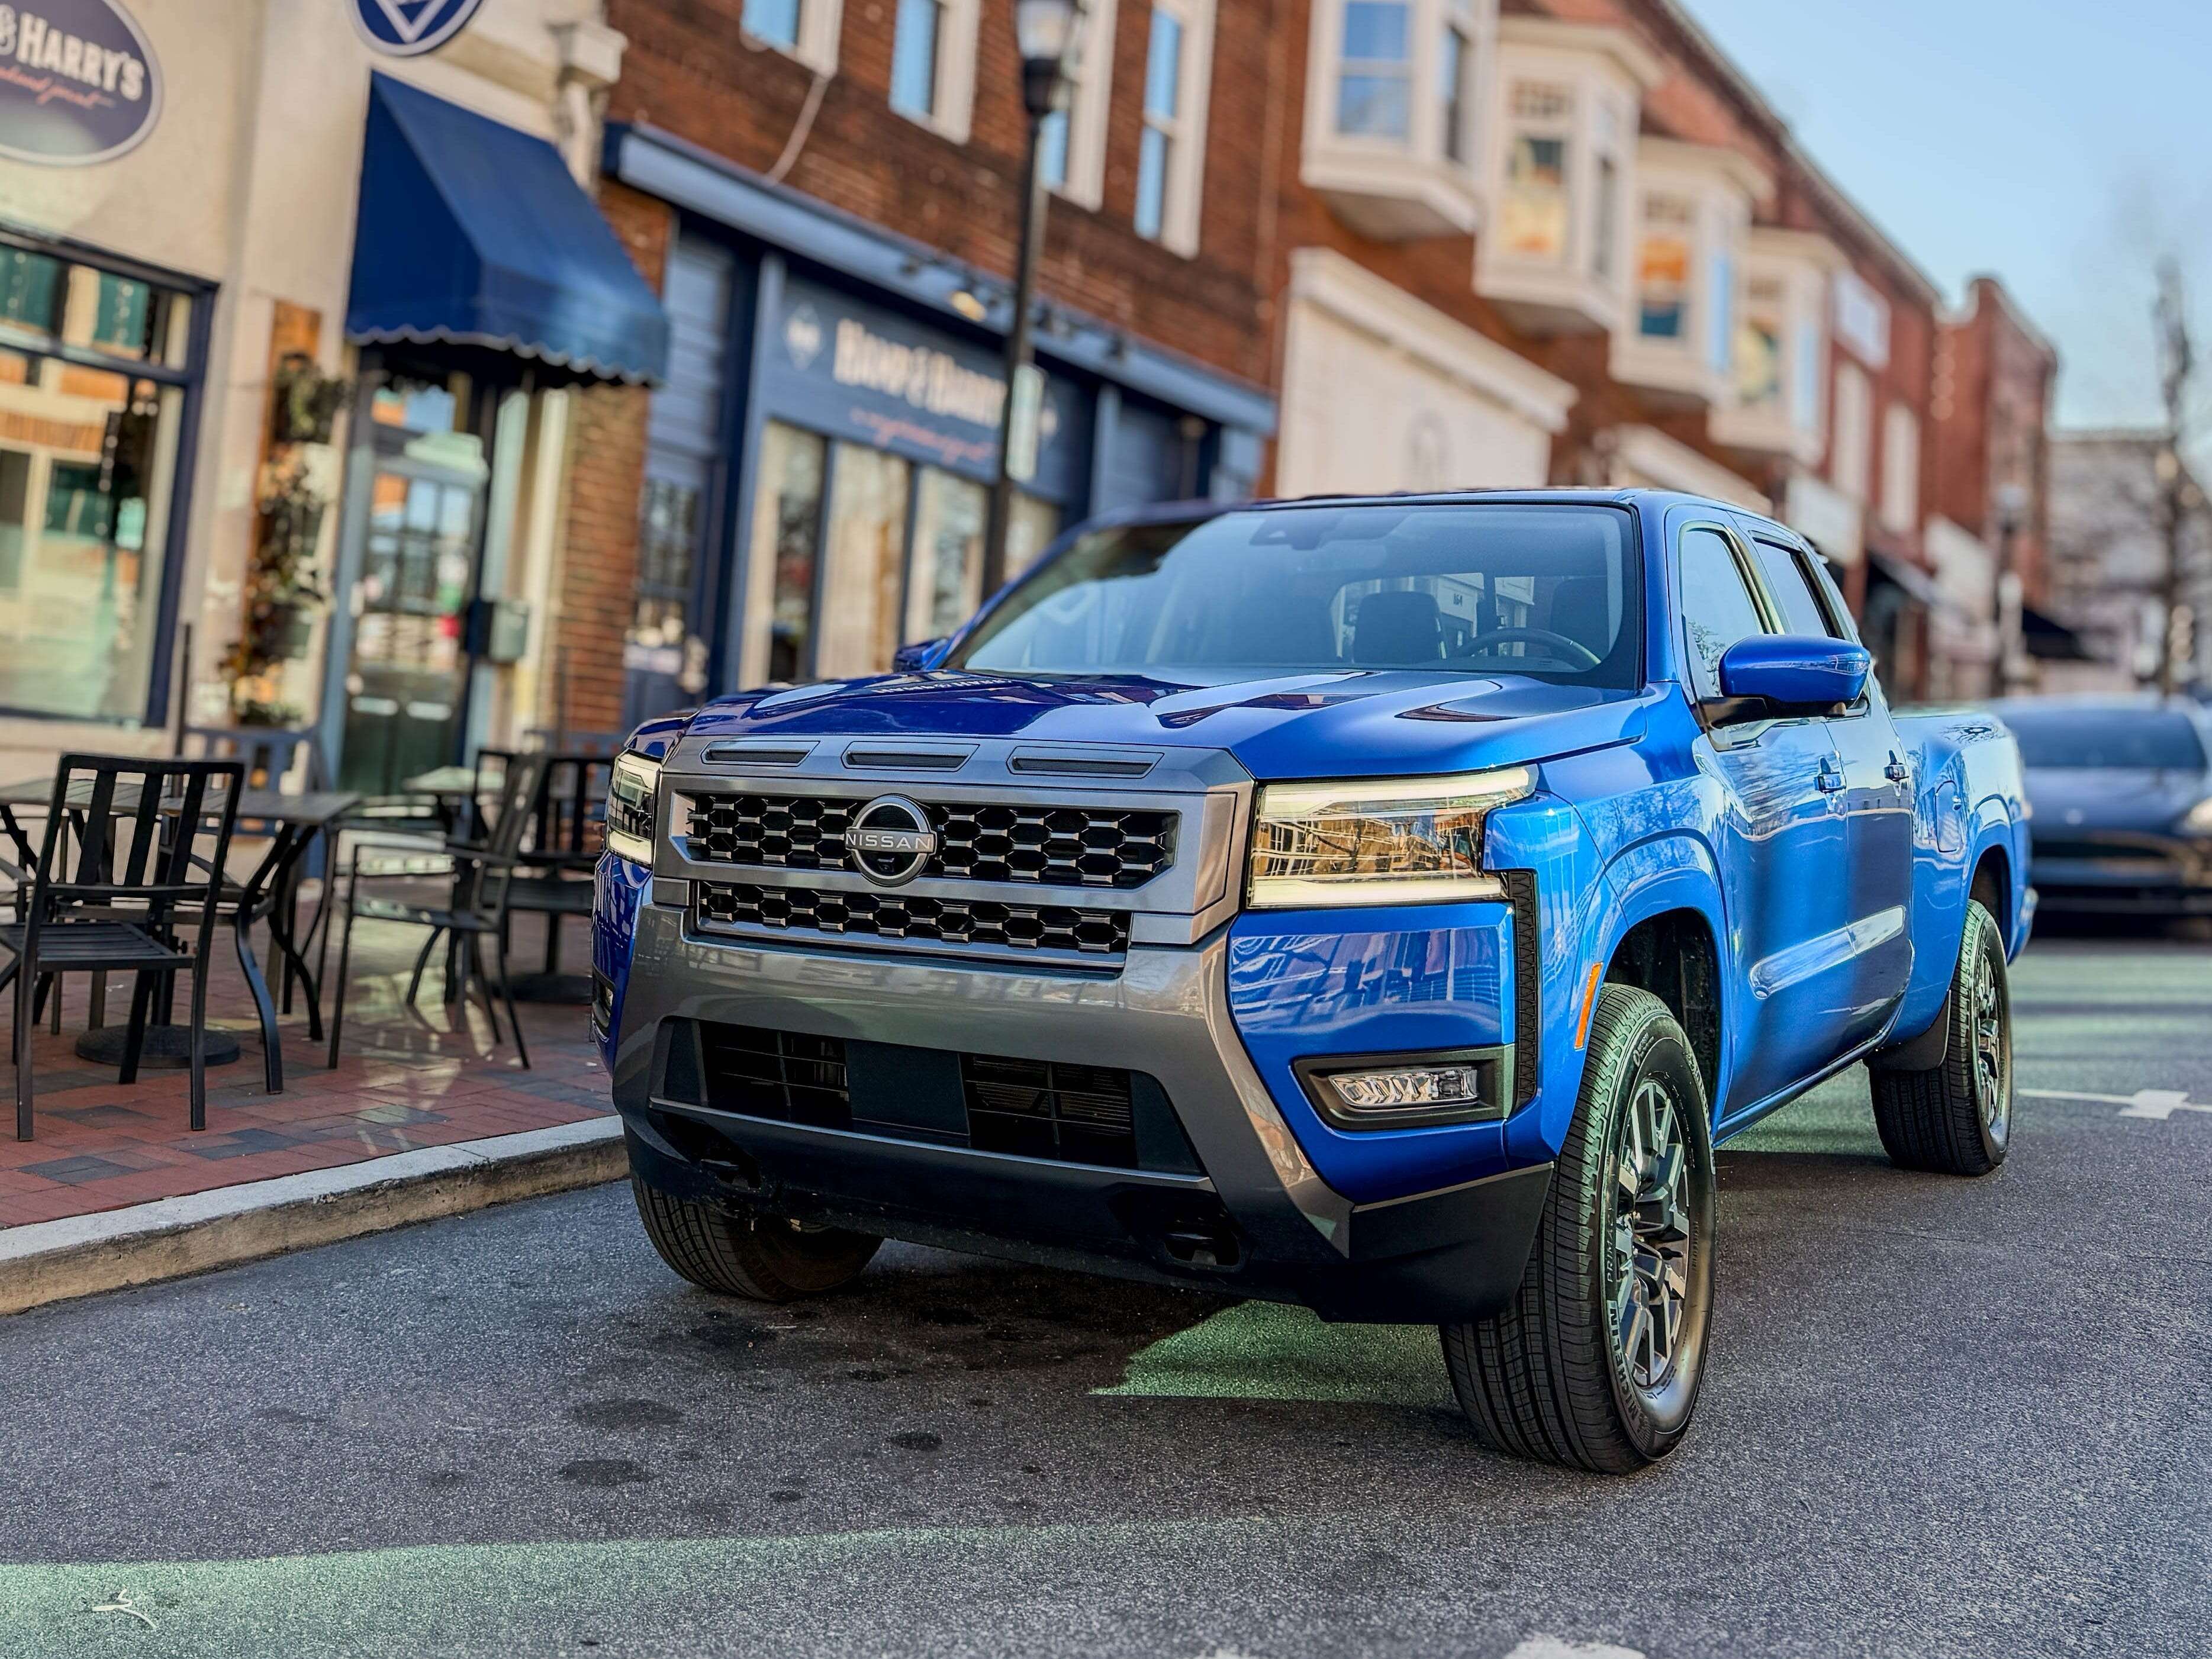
[1996,697,2212,917]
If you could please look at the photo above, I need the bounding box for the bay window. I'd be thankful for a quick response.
[1610,138,1767,407]
[1301,0,1496,240]
[1711,227,1843,465]
[1476,17,1660,334]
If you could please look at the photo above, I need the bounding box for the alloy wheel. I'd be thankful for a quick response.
[1609,1077,1694,1393]
[1971,946,2009,1142]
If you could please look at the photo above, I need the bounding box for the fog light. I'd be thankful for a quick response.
[1296,1049,1511,1130]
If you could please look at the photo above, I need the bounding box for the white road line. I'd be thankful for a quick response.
[1504,1639,1646,1659]
[2021,1087,2212,1119]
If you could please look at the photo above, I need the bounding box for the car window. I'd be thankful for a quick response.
[1753,540,1840,638]
[952,504,1643,687]
[1677,527,1769,701]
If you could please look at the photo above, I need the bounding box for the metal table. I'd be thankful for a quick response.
[0,780,361,1084]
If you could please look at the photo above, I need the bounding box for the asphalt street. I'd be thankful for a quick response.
[3,937,2208,1659]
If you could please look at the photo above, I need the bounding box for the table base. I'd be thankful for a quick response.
[75,1026,244,1069]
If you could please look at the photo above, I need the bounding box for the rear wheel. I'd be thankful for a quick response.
[632,1177,882,1302]
[1441,985,1717,1473]
[1870,900,2012,1176]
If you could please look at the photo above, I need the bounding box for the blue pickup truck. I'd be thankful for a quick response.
[592,489,2031,1473]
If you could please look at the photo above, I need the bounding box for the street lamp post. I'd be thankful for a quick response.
[1992,481,2027,697]
[983,0,1087,594]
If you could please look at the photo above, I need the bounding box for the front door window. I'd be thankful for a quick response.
[338,377,487,794]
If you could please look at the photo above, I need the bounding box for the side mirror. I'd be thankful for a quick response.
[891,637,949,674]
[1718,634,1870,711]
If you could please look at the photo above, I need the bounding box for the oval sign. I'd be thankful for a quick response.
[350,0,484,58]
[0,0,162,167]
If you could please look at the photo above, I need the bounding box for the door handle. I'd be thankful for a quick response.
[1816,762,1847,793]
[1884,753,1912,784]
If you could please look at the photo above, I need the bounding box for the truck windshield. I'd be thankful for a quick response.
[950,503,1641,688]
[2004,708,2208,771]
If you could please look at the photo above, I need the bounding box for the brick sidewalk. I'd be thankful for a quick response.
[0,900,614,1232]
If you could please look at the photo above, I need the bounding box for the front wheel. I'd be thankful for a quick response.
[1869,899,2012,1176]
[632,1177,882,1302]
[1441,985,1717,1473]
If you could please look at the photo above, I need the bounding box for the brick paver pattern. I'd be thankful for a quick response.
[0,897,613,1231]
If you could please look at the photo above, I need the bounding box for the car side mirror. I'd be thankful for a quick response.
[1717,634,1870,713]
[892,637,949,674]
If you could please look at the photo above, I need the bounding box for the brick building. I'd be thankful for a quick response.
[1926,275,2060,696]
[526,0,2063,727]
[540,0,1281,735]
[1271,0,1962,695]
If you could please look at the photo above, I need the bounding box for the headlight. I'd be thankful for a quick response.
[606,750,662,865]
[1247,768,1532,908]
[2183,795,2212,836]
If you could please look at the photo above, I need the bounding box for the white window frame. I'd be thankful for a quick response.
[743,0,843,76]
[1044,0,1119,208]
[1300,0,1495,240]
[1880,401,1920,536]
[1135,0,1215,257]
[1476,19,1660,335]
[888,0,981,142]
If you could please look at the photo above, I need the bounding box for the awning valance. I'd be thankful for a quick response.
[346,74,669,386]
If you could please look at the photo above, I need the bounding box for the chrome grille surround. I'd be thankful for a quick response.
[682,793,1174,888]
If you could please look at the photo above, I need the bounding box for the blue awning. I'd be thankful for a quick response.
[347,74,668,386]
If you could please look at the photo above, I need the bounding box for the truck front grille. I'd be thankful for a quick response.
[680,1021,1180,1174]
[960,1054,1137,1166]
[696,880,1131,956]
[682,794,1174,889]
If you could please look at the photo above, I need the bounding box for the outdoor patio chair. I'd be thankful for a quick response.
[325,752,545,1071]
[0,755,243,1140]
[505,752,610,978]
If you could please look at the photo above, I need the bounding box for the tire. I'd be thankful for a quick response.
[1870,899,2013,1177]
[631,1177,882,1302]
[1441,985,1717,1473]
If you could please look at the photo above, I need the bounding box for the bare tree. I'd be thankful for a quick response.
[2152,258,2200,694]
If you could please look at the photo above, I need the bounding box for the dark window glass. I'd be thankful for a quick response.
[1677,527,1767,701]
[952,504,1641,687]
[2004,710,2208,771]
[1753,540,1839,638]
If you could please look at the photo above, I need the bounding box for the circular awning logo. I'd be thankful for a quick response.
[846,797,938,887]
[351,0,484,57]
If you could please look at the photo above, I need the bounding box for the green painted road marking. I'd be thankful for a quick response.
[1094,1300,1454,1407]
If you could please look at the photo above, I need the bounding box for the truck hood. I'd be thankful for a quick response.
[682,671,1653,780]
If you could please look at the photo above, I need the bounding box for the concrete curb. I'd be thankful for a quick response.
[0,1116,626,1317]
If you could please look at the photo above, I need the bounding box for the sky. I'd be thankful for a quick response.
[1684,0,2212,436]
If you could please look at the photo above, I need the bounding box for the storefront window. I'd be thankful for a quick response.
[816,445,912,680]
[751,421,828,684]
[0,247,194,724]
[906,466,987,643]
[1008,493,1061,578]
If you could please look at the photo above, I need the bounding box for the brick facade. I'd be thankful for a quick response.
[1934,276,2059,606]
[602,0,1279,388]
[544,179,674,737]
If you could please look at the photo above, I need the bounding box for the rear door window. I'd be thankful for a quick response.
[1752,540,1842,638]
[1676,526,1770,701]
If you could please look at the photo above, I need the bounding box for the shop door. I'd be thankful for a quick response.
[339,406,487,794]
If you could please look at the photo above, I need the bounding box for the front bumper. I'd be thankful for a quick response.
[606,896,1551,1324]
